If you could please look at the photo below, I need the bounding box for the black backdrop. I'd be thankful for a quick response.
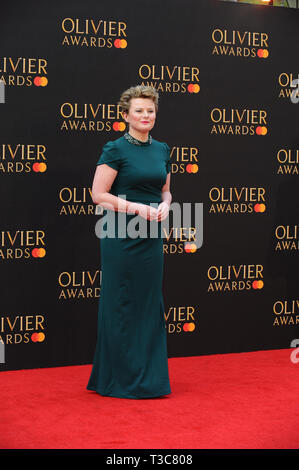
[0,0,298,371]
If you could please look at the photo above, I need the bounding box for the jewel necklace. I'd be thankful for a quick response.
[124,132,152,146]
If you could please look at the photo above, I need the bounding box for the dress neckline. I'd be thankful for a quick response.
[124,132,152,146]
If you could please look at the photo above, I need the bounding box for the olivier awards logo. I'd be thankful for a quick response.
[274,225,298,252]
[0,230,46,260]
[208,186,266,214]
[0,57,48,87]
[210,107,268,136]
[211,28,269,59]
[59,102,125,132]
[278,73,299,101]
[58,269,101,300]
[0,314,45,345]
[170,146,200,174]
[61,17,128,49]
[138,64,200,94]
[163,226,198,255]
[165,305,198,335]
[207,264,264,293]
[273,300,299,327]
[0,144,47,174]
[162,202,203,254]
[276,148,298,176]
[58,187,98,215]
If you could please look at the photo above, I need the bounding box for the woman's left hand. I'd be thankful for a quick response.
[156,202,169,221]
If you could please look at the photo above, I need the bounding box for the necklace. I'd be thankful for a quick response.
[124,132,152,146]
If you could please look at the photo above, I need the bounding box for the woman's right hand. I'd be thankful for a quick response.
[133,203,159,221]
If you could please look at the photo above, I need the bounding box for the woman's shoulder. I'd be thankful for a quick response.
[152,138,170,153]
[97,137,125,168]
[101,136,126,153]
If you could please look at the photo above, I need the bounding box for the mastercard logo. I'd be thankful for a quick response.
[254,203,266,213]
[252,280,264,289]
[114,39,127,49]
[256,126,267,135]
[32,248,46,258]
[257,49,269,59]
[113,121,126,131]
[33,76,48,87]
[185,243,197,253]
[186,164,198,173]
[183,322,196,332]
[31,332,45,342]
[187,84,200,93]
[32,162,47,173]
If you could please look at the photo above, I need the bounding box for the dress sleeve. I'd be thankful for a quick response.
[164,143,171,174]
[97,141,120,171]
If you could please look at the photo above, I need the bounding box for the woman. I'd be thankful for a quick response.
[87,85,172,399]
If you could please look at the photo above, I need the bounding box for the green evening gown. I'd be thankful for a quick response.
[86,134,172,399]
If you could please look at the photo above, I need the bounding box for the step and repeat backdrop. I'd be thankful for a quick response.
[0,0,298,370]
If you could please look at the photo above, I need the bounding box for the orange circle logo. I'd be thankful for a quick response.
[254,203,266,213]
[32,162,47,173]
[34,76,48,87]
[113,121,126,131]
[39,163,47,172]
[183,322,196,332]
[252,280,264,289]
[257,49,269,59]
[32,248,46,258]
[31,332,45,342]
[256,126,267,135]
[187,83,200,93]
[186,164,198,173]
[114,39,127,49]
[184,243,197,253]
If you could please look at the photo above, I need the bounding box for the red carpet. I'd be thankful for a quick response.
[1,349,299,449]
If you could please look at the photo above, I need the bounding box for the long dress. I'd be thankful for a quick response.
[86,134,172,399]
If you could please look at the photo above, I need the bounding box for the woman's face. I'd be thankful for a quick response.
[123,98,156,134]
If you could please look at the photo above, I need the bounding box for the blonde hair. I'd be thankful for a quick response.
[118,85,159,114]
